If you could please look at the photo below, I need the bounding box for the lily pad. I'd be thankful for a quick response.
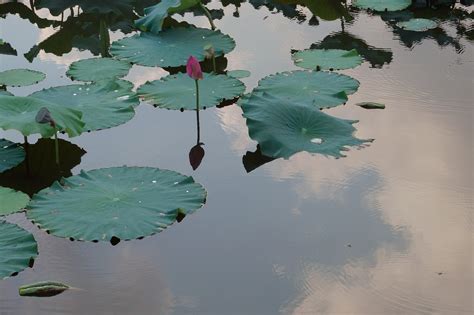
[138,73,245,110]
[227,70,251,79]
[135,0,200,34]
[397,18,438,32]
[356,102,385,109]
[66,58,132,82]
[250,70,359,109]
[0,95,84,137]
[0,69,46,87]
[0,187,30,216]
[0,139,25,173]
[0,221,38,279]
[292,49,363,70]
[110,27,235,68]
[27,167,207,243]
[30,80,138,131]
[241,93,370,159]
[352,0,411,11]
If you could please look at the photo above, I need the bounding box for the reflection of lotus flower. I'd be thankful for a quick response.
[186,56,203,80]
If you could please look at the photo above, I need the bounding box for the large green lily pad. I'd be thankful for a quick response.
[241,93,370,159]
[0,187,30,216]
[138,73,245,110]
[292,49,363,70]
[0,69,46,87]
[352,0,411,11]
[397,18,438,32]
[0,95,84,137]
[30,80,138,131]
[110,27,235,68]
[0,221,38,279]
[0,139,24,173]
[135,0,200,34]
[251,70,359,109]
[66,58,132,82]
[27,167,207,243]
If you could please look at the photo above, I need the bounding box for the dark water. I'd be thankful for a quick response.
[0,1,473,314]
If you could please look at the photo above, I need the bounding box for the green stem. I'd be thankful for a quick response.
[195,80,200,144]
[53,128,60,167]
[212,55,217,73]
[23,136,30,177]
[199,3,216,30]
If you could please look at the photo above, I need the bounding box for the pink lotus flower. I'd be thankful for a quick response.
[186,56,203,80]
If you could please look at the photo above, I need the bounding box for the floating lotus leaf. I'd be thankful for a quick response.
[0,95,84,137]
[0,69,45,87]
[30,80,138,131]
[0,91,13,96]
[110,27,235,67]
[0,139,24,173]
[292,49,363,70]
[27,167,207,243]
[227,70,251,79]
[241,93,370,159]
[135,0,200,34]
[352,0,410,11]
[0,221,38,279]
[251,70,359,109]
[138,73,245,110]
[397,18,438,31]
[0,187,29,216]
[66,58,132,82]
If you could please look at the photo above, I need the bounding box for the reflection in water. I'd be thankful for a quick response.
[0,138,86,196]
[189,107,206,170]
[242,145,275,173]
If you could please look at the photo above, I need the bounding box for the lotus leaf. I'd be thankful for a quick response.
[241,93,370,159]
[110,27,235,67]
[138,73,245,110]
[397,18,438,32]
[30,80,138,131]
[66,58,132,82]
[135,0,200,34]
[27,167,207,243]
[0,95,84,137]
[251,70,359,109]
[0,187,29,216]
[352,0,411,11]
[0,221,38,279]
[227,70,251,79]
[0,139,24,173]
[0,91,13,96]
[292,49,363,70]
[0,69,45,87]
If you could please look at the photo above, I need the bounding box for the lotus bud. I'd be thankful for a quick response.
[186,56,203,80]
[35,107,56,127]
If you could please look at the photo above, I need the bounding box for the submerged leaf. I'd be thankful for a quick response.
[0,69,45,87]
[19,281,70,297]
[292,49,363,70]
[27,167,207,243]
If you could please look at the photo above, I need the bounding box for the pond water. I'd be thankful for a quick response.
[0,1,472,314]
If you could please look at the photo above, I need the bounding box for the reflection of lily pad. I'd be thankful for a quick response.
[292,49,362,70]
[241,93,370,159]
[397,18,437,32]
[66,58,132,82]
[30,80,138,131]
[110,27,235,67]
[0,39,17,56]
[0,187,29,216]
[135,0,200,34]
[251,70,359,109]
[0,221,38,279]
[353,0,410,11]
[0,139,24,173]
[0,95,84,137]
[27,167,207,243]
[0,139,86,196]
[0,69,45,87]
[138,73,245,110]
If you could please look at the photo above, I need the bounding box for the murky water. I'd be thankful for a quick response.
[0,1,472,314]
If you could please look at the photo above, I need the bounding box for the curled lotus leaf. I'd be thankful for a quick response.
[110,27,235,68]
[241,93,371,159]
[0,221,38,279]
[27,167,207,243]
[138,73,245,110]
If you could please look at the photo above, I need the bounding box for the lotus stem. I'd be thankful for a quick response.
[199,3,216,30]
[195,79,201,144]
[23,136,30,177]
[212,55,217,73]
[99,19,111,57]
[53,127,60,167]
